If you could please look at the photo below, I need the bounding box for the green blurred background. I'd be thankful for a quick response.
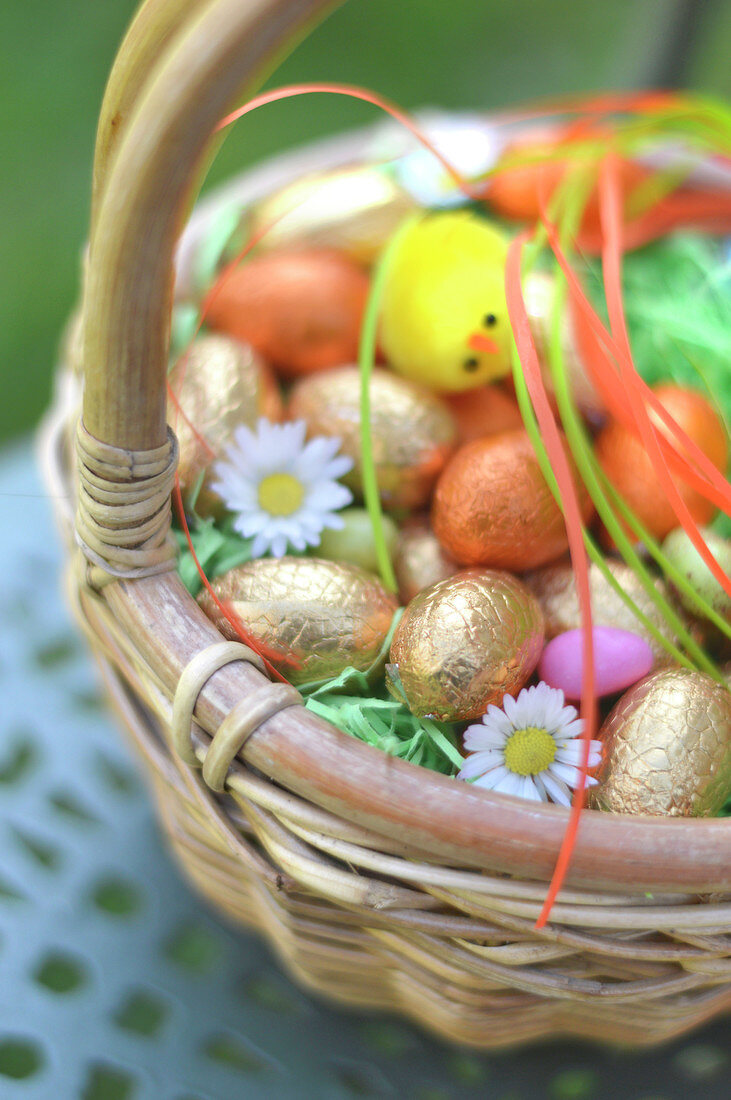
[1,0,729,444]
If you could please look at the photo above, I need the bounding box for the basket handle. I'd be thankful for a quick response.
[90,0,205,233]
[82,0,340,453]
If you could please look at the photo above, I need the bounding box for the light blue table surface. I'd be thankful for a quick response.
[0,439,728,1100]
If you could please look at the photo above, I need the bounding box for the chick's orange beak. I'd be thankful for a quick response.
[468,332,500,356]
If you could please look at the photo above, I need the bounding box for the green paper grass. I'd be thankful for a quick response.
[303,682,463,775]
[298,610,464,775]
[357,225,409,594]
[583,234,731,426]
[174,516,255,597]
[510,159,728,684]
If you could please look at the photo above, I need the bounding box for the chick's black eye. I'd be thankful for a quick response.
[484,313,497,327]
[463,357,480,372]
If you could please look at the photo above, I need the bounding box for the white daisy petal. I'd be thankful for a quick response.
[456,681,594,807]
[540,770,573,806]
[457,751,503,780]
[250,533,269,558]
[555,744,602,769]
[211,418,353,563]
[501,693,519,724]
[496,770,523,797]
[463,724,508,750]
[559,719,585,740]
[306,482,353,512]
[270,534,288,558]
[484,705,513,737]
[472,764,511,791]
[518,775,543,802]
[323,454,356,480]
[549,761,584,788]
[531,775,551,803]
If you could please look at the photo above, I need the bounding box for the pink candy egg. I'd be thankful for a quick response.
[539,626,654,700]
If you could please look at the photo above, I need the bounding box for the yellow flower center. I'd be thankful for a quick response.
[503,727,557,776]
[257,472,305,516]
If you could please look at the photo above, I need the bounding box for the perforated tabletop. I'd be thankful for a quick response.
[0,439,728,1099]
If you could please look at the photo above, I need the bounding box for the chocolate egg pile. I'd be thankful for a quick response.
[171,153,731,820]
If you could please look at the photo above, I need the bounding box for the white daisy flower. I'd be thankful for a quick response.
[457,683,602,806]
[211,418,354,559]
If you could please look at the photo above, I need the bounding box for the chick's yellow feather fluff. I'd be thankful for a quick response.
[379,211,511,393]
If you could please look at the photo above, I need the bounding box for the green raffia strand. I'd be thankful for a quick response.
[299,610,463,774]
[548,179,727,675]
[511,342,698,672]
[546,165,730,659]
[582,235,731,426]
[357,225,414,594]
[304,692,463,774]
[509,164,722,676]
[174,517,255,597]
[296,607,403,695]
[170,303,201,357]
[545,277,723,675]
[597,470,731,646]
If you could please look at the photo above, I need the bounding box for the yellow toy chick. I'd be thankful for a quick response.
[379,211,511,393]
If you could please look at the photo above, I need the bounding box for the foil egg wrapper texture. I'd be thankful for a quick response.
[387,570,545,721]
[523,560,695,667]
[431,429,594,571]
[393,518,458,604]
[168,334,282,516]
[249,165,418,265]
[198,556,398,685]
[592,668,731,816]
[289,366,457,511]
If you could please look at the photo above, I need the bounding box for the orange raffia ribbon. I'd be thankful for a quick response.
[173,477,297,682]
[505,231,597,929]
[596,153,731,599]
[176,81,730,925]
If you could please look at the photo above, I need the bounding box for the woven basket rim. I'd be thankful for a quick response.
[50,120,731,899]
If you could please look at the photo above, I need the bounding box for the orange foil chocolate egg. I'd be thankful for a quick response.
[445,385,524,444]
[204,248,370,377]
[596,385,728,544]
[432,430,594,571]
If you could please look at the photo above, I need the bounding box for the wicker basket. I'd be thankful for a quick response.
[41,0,731,1049]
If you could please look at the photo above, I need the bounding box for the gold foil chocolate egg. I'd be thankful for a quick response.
[386,570,544,721]
[168,334,282,517]
[198,556,398,685]
[249,165,418,265]
[288,366,457,511]
[523,560,689,667]
[393,517,458,604]
[592,668,731,816]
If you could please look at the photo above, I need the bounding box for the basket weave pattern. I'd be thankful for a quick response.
[43,0,731,1048]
